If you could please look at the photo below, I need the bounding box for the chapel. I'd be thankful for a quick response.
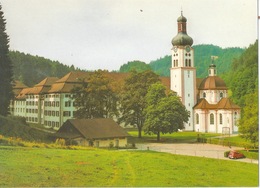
[170,12,240,134]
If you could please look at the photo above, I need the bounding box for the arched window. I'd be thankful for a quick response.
[203,92,206,98]
[176,60,178,67]
[219,113,223,124]
[185,59,188,66]
[196,113,199,124]
[220,92,223,98]
[189,59,191,67]
[210,113,214,124]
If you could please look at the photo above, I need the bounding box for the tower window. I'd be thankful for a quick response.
[203,92,206,98]
[189,59,191,67]
[185,59,188,66]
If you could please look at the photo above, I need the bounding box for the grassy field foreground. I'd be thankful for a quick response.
[0,146,258,187]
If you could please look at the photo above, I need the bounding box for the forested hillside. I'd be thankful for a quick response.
[120,44,244,78]
[227,40,258,144]
[10,51,79,86]
[228,40,258,107]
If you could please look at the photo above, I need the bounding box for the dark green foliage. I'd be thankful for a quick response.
[149,55,171,76]
[228,41,258,107]
[72,70,118,119]
[0,5,13,116]
[120,45,244,78]
[144,83,189,141]
[119,60,151,73]
[238,91,258,146]
[119,70,160,138]
[9,51,78,86]
[223,40,258,145]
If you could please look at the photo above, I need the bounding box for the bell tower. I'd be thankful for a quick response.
[170,12,196,131]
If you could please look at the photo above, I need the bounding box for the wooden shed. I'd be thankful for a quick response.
[55,118,130,148]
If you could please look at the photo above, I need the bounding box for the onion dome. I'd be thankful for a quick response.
[198,76,227,90]
[172,33,193,46]
[177,14,187,22]
[172,12,193,46]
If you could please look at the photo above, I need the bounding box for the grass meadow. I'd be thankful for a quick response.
[0,146,258,187]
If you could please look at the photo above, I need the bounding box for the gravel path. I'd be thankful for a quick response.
[136,143,258,164]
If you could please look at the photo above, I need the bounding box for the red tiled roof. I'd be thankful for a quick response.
[16,88,32,99]
[199,76,227,90]
[12,80,28,96]
[194,98,240,110]
[28,77,59,94]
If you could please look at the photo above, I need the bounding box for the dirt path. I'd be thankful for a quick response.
[136,143,258,164]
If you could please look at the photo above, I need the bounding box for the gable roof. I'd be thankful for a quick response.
[194,98,240,110]
[28,77,59,95]
[12,80,28,96]
[57,118,130,139]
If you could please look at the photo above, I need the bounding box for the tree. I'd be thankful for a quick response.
[72,70,118,119]
[144,83,189,141]
[238,91,258,147]
[0,5,13,116]
[119,70,160,138]
[119,60,151,73]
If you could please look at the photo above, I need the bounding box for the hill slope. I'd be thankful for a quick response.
[0,115,51,142]
[10,51,79,86]
[119,44,245,78]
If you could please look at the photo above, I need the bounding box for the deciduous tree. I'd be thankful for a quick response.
[72,70,118,119]
[119,70,160,138]
[238,91,258,147]
[144,83,189,141]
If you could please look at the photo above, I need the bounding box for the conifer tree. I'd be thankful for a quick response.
[0,4,13,116]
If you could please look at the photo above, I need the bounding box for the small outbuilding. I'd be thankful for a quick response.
[55,118,130,148]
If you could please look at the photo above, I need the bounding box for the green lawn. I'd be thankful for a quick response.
[128,131,220,143]
[0,146,258,187]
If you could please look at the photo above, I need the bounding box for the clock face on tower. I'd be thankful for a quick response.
[185,45,191,52]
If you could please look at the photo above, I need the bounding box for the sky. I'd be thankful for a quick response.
[1,0,258,71]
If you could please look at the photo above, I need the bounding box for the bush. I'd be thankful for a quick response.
[224,151,230,158]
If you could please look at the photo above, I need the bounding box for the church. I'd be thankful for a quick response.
[170,12,240,134]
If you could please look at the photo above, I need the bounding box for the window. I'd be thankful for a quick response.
[56,111,59,117]
[219,114,223,124]
[196,113,199,124]
[185,59,188,66]
[65,101,71,107]
[56,101,60,107]
[210,113,214,125]
[220,92,223,98]
[189,59,191,67]
[52,111,55,116]
[203,92,206,98]
[63,111,71,117]
[56,122,60,127]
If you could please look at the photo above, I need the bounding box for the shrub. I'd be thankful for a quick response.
[224,151,230,157]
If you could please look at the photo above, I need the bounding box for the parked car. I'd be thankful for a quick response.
[228,150,245,159]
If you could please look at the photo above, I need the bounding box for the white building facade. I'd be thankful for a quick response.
[170,12,240,134]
